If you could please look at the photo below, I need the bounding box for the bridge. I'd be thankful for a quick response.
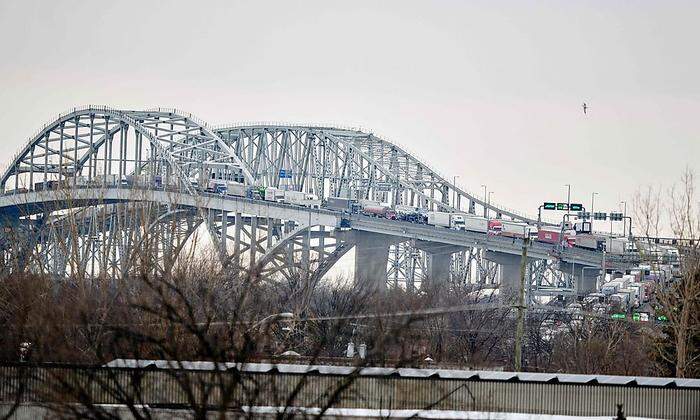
[0,106,629,298]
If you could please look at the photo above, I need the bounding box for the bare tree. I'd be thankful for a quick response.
[654,167,700,378]
[633,184,662,240]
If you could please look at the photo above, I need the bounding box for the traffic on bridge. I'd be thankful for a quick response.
[0,107,678,315]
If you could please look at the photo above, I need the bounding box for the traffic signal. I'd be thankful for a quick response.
[569,203,583,211]
[593,212,607,220]
[610,212,624,221]
[577,211,591,219]
[556,203,568,211]
[543,202,556,210]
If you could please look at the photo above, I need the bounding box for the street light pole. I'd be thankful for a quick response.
[620,201,627,237]
[453,175,460,210]
[487,191,494,225]
[481,184,487,218]
[564,184,571,217]
[591,192,598,231]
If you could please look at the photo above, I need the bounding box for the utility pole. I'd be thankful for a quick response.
[514,236,529,372]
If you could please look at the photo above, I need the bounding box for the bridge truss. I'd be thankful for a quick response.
[0,106,580,294]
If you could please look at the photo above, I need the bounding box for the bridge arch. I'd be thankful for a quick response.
[0,107,613,296]
[1,106,255,195]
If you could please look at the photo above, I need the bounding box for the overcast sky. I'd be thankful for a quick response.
[0,0,698,233]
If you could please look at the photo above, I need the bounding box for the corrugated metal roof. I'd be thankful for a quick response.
[104,359,700,389]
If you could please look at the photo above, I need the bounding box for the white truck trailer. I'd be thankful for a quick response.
[427,212,464,230]
[609,292,630,310]
[227,181,248,198]
[601,281,621,296]
[489,219,530,238]
[462,215,488,233]
[283,190,321,208]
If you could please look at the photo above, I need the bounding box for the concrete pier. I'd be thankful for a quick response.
[561,262,601,296]
[354,231,395,293]
[484,250,526,299]
[415,241,465,287]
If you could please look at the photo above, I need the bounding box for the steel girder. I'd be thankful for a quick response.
[214,125,544,288]
[0,107,583,293]
[10,203,198,280]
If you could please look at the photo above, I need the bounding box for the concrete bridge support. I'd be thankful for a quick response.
[426,253,451,285]
[354,231,395,293]
[415,241,466,288]
[484,250,528,300]
[560,262,602,296]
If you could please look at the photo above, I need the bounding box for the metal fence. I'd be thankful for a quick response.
[1,363,698,419]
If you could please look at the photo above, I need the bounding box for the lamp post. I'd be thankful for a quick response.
[453,175,460,210]
[620,201,627,237]
[591,192,598,231]
[564,184,571,217]
[481,184,487,218]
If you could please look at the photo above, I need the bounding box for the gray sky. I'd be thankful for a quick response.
[1,0,698,233]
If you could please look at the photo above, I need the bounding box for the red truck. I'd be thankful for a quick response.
[361,204,397,220]
[538,226,575,247]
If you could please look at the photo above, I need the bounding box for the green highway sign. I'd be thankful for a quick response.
[569,203,583,211]
[611,313,626,320]
[543,202,556,210]
[556,203,569,211]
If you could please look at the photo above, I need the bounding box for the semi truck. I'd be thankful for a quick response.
[282,190,321,208]
[462,215,488,233]
[601,281,622,296]
[488,219,530,238]
[575,234,605,251]
[207,180,250,197]
[326,197,356,213]
[537,226,575,247]
[227,181,249,198]
[426,211,464,229]
[610,292,630,311]
[263,186,285,202]
[362,204,397,219]
[394,205,425,223]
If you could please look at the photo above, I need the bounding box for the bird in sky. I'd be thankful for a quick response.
[582,102,588,115]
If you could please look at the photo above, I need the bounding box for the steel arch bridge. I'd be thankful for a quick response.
[0,106,610,295]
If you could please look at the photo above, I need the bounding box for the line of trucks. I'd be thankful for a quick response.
[7,175,634,255]
[325,197,632,253]
[581,265,668,314]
